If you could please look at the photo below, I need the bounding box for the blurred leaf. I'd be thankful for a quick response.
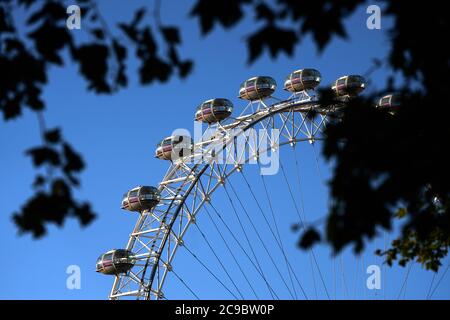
[90,28,105,40]
[12,178,96,238]
[255,3,276,21]
[190,0,250,34]
[139,56,172,84]
[44,128,61,144]
[73,44,111,93]
[26,1,66,25]
[178,60,193,78]
[62,143,85,174]
[0,6,14,32]
[396,208,408,218]
[112,39,127,60]
[131,7,146,26]
[1,96,22,120]
[160,26,181,44]
[118,23,139,42]
[17,0,36,9]
[32,175,46,188]
[74,203,96,226]
[28,21,70,65]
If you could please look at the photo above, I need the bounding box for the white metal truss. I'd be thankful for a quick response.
[109,94,341,300]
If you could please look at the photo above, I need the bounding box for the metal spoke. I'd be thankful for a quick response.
[240,169,300,299]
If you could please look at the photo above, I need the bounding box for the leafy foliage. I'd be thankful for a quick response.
[310,2,449,272]
[14,128,95,238]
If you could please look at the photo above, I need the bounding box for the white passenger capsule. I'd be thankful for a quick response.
[96,249,136,275]
[121,186,160,212]
[195,98,233,123]
[332,75,366,97]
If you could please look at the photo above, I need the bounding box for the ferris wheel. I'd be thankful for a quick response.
[95,68,406,300]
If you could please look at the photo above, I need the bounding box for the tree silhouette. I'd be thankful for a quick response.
[1,0,449,271]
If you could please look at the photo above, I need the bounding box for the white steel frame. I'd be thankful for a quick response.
[109,93,340,300]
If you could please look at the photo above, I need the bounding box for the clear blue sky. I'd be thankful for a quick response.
[1,0,448,299]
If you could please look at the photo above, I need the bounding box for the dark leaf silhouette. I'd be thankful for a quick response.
[17,128,93,236]
[178,60,194,78]
[32,175,46,189]
[13,179,96,238]
[131,7,146,27]
[161,27,181,44]
[118,23,139,42]
[26,1,66,25]
[27,146,60,167]
[112,39,127,61]
[17,0,36,9]
[73,44,111,93]
[140,56,172,84]
[255,3,276,21]
[1,95,22,119]
[190,0,250,34]
[247,24,298,63]
[1,0,192,239]
[112,39,128,87]
[277,0,359,50]
[25,86,45,111]
[74,203,97,226]
[90,28,105,40]
[0,6,14,32]
[44,128,61,144]
[299,228,321,249]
